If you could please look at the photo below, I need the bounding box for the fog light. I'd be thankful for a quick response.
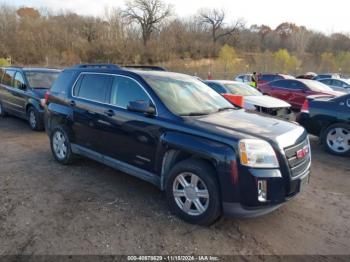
[257,180,267,202]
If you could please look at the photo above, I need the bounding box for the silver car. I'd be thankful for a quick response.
[317,78,350,93]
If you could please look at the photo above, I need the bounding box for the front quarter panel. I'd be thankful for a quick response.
[158,131,240,202]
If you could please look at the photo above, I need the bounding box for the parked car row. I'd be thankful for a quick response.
[1,64,312,225]
[204,80,293,120]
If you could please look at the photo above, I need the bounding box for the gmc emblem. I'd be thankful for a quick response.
[296,146,309,159]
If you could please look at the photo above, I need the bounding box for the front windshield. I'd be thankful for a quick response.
[142,74,234,116]
[25,71,60,89]
[224,83,262,96]
[306,80,333,92]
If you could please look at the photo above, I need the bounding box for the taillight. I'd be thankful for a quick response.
[41,91,50,107]
[301,99,309,113]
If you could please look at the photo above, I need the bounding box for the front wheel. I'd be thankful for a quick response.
[322,123,350,156]
[165,159,221,226]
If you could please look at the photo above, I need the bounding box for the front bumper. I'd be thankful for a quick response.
[223,165,310,218]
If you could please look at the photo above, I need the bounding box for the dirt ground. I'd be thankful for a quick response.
[0,116,349,256]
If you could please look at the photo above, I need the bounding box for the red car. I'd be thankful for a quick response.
[259,79,344,110]
[258,73,294,86]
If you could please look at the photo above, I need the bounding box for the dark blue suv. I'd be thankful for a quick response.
[45,64,311,225]
[0,67,60,130]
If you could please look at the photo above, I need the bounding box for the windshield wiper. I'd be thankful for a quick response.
[217,107,236,112]
[180,111,212,116]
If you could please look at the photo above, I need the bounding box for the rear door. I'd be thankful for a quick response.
[287,81,308,109]
[11,71,28,117]
[269,80,291,101]
[70,73,114,152]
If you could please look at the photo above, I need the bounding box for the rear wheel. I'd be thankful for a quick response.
[0,101,6,117]
[27,106,44,131]
[322,123,350,156]
[165,159,221,225]
[50,126,75,165]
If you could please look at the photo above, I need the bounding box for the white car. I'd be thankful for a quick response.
[204,80,293,120]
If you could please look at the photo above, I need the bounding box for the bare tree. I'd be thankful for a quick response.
[199,9,244,56]
[123,0,172,47]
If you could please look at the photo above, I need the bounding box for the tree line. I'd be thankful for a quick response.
[0,0,349,78]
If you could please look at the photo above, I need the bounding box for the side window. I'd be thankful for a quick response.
[207,83,226,94]
[74,74,112,103]
[321,79,331,85]
[259,74,274,82]
[14,72,25,89]
[0,68,4,83]
[272,80,288,88]
[2,70,15,87]
[111,76,151,108]
[288,81,304,90]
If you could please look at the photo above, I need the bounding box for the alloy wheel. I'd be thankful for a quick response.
[326,127,350,153]
[29,110,36,128]
[172,172,209,216]
[52,130,68,160]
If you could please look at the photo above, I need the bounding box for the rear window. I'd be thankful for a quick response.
[2,70,16,87]
[74,74,112,103]
[51,71,75,95]
[25,71,59,89]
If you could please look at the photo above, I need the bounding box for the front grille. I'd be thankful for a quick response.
[284,138,311,178]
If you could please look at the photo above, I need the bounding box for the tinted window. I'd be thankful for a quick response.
[259,74,275,82]
[319,79,332,85]
[206,82,226,93]
[14,72,25,89]
[51,71,75,95]
[25,71,59,89]
[0,68,4,83]
[111,76,150,108]
[271,80,290,88]
[288,81,305,90]
[75,74,112,103]
[2,70,15,87]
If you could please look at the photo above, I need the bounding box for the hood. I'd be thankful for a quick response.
[244,95,291,109]
[187,109,305,149]
[32,88,48,98]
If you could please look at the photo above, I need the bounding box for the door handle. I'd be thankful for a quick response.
[104,109,115,117]
[70,100,76,107]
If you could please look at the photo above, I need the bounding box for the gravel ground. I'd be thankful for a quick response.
[0,116,349,256]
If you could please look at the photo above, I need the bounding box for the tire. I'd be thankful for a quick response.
[27,106,44,131]
[165,159,222,226]
[321,123,350,156]
[50,125,75,165]
[0,101,6,117]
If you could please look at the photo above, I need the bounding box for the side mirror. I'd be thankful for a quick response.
[19,83,27,90]
[127,100,156,115]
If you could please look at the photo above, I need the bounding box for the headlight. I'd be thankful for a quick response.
[239,139,279,168]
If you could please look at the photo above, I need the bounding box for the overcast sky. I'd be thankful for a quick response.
[3,0,350,34]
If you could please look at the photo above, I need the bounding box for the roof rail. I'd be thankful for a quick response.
[124,65,167,71]
[73,64,120,69]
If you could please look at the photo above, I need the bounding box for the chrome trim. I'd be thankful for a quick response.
[3,100,24,109]
[70,72,158,116]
